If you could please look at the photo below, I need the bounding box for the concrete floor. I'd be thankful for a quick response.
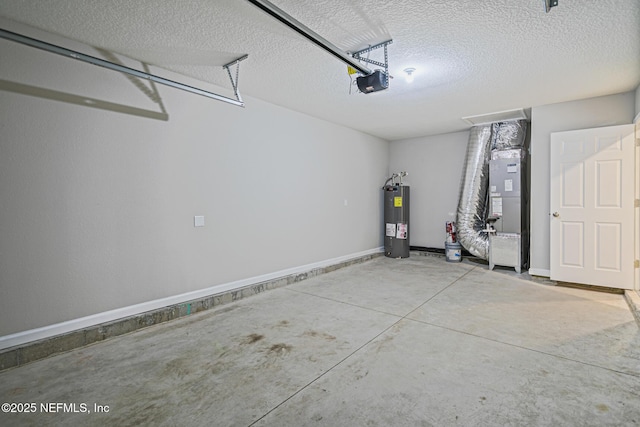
[1,255,639,426]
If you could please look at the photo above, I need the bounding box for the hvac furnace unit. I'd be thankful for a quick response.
[487,149,528,273]
[456,120,529,273]
[383,172,409,258]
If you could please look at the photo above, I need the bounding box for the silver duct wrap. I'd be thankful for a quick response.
[491,120,527,151]
[456,119,527,260]
[456,125,492,259]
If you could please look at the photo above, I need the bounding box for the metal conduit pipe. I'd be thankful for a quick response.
[456,125,493,259]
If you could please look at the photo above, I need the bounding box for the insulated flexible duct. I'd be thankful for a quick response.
[456,120,527,260]
[456,125,493,259]
[491,120,527,151]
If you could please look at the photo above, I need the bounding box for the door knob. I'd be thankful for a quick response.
[552,212,559,217]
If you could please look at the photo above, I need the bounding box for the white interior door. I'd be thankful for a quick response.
[550,124,635,289]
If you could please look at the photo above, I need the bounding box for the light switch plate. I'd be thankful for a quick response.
[194,216,205,227]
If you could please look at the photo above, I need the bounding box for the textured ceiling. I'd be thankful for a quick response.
[1,0,639,140]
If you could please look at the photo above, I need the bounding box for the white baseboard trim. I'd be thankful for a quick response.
[528,268,551,278]
[0,247,383,351]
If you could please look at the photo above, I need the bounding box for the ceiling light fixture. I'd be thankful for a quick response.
[403,68,416,83]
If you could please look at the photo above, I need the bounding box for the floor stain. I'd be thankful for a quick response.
[73,353,94,365]
[303,330,336,341]
[595,403,609,412]
[8,387,26,396]
[203,360,226,375]
[354,369,369,380]
[269,343,292,354]
[371,334,394,353]
[243,333,265,344]
[163,357,191,378]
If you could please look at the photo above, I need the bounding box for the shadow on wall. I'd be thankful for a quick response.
[0,79,169,121]
[1,46,169,121]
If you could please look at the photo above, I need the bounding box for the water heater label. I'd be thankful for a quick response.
[386,223,396,237]
[394,197,402,207]
[396,223,408,239]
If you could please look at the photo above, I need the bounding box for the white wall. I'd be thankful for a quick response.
[529,92,636,276]
[0,28,389,337]
[388,131,469,248]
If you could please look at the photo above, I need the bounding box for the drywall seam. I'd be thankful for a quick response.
[0,247,383,352]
